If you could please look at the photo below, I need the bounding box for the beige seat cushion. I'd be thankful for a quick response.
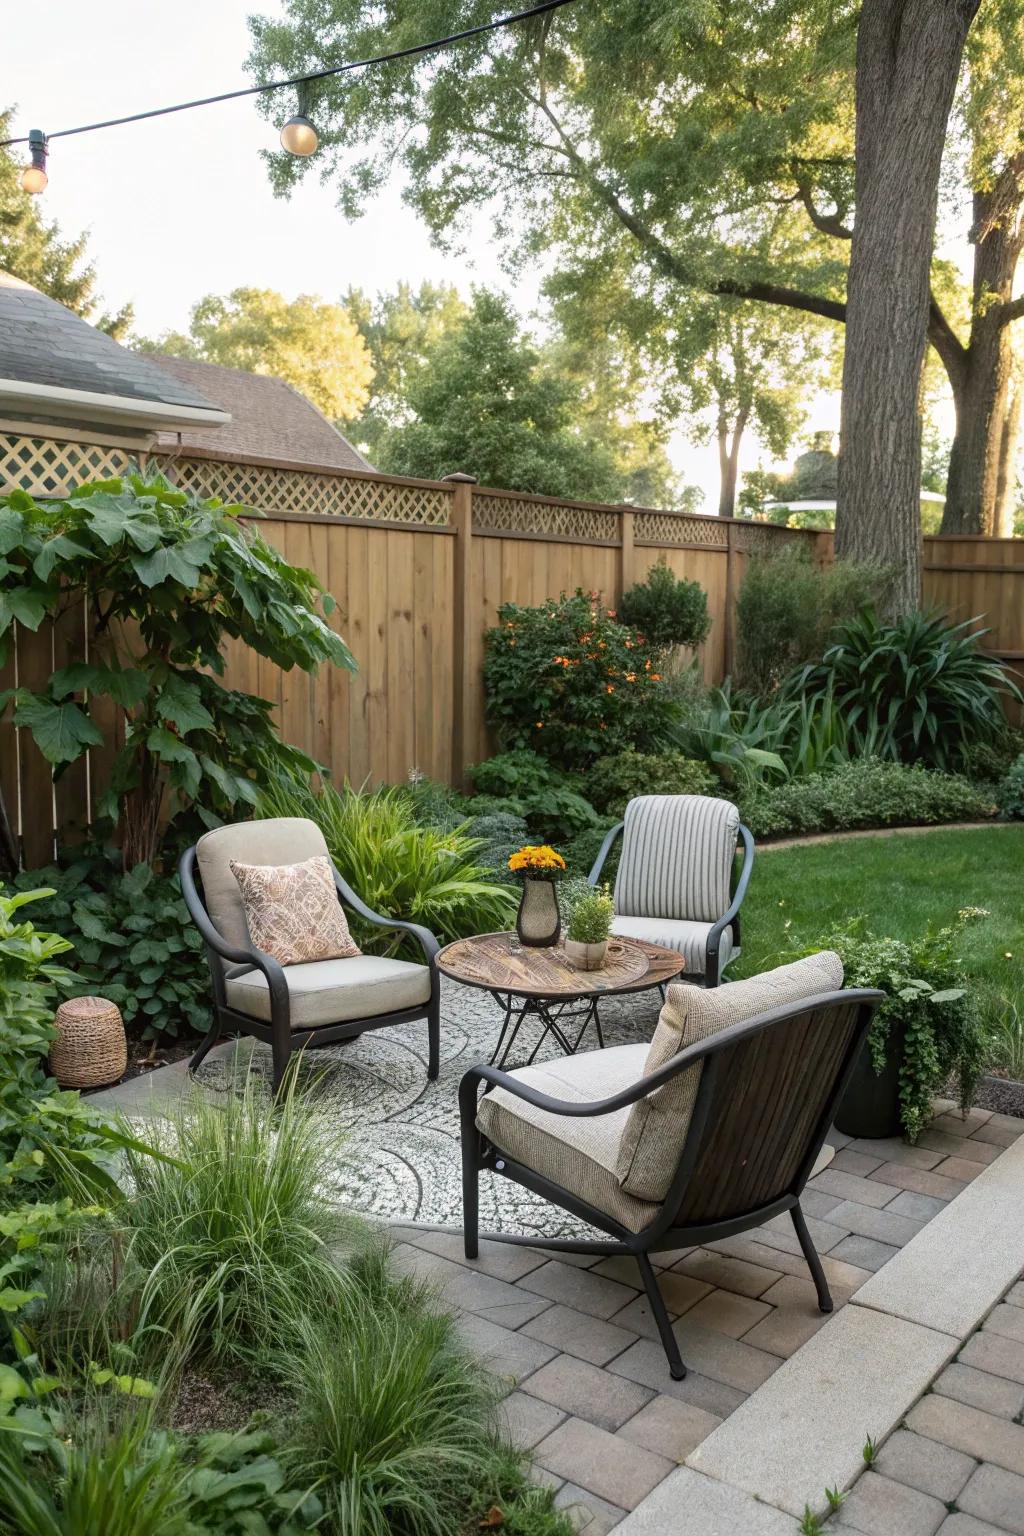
[616,951,845,1202]
[230,855,361,966]
[610,915,735,977]
[197,819,335,964]
[476,1044,658,1235]
[225,955,431,1030]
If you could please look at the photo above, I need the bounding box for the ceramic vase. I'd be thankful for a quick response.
[515,877,561,947]
[564,937,609,971]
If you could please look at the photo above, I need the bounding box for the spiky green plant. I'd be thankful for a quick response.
[258,773,517,950]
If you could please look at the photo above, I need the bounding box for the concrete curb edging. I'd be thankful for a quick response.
[615,1133,1024,1533]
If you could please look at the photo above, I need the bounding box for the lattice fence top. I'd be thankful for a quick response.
[634,511,729,548]
[0,433,131,495]
[473,491,620,543]
[157,457,453,526]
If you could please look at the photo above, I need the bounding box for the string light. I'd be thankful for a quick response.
[1,0,577,192]
[20,129,47,194]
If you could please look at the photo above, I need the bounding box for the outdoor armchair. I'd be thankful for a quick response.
[588,794,754,986]
[180,817,440,1092]
[460,953,883,1379]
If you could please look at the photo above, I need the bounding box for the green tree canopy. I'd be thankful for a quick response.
[0,109,132,337]
[375,288,624,498]
[135,287,374,422]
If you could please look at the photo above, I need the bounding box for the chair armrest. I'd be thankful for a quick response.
[331,867,440,963]
[587,821,624,886]
[459,985,884,1128]
[178,847,290,1017]
[706,824,755,981]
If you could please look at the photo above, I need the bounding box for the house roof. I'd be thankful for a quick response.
[150,356,373,472]
[0,271,229,431]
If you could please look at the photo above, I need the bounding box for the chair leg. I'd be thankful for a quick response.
[792,1202,833,1314]
[270,1032,292,1098]
[427,993,440,1081]
[637,1252,687,1380]
[188,1018,222,1078]
[461,1129,480,1261]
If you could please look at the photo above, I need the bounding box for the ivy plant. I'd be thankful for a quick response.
[0,473,354,867]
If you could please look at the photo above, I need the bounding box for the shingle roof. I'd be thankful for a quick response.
[150,356,373,472]
[0,271,219,412]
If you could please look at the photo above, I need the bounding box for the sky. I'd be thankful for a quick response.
[0,1,912,509]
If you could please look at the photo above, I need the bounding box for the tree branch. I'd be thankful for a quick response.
[791,168,853,240]
[927,292,969,385]
[999,293,1024,326]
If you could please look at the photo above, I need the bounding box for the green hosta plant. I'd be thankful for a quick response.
[785,609,1022,773]
[0,474,353,868]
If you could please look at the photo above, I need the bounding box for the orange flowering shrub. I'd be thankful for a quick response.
[484,590,676,769]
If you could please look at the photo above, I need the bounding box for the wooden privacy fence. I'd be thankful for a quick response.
[0,427,1021,866]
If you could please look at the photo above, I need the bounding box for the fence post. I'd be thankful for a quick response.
[444,473,477,787]
[724,519,735,679]
[619,509,635,603]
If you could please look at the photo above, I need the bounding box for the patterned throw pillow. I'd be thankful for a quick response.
[229,856,361,966]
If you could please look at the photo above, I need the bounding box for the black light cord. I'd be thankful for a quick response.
[0,0,577,149]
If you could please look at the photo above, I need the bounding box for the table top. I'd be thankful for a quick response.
[436,932,685,1000]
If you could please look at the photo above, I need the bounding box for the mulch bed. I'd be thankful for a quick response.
[972,1072,1024,1118]
[169,1366,294,1436]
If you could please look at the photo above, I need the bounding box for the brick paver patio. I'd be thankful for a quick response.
[393,1102,1024,1534]
[825,1270,1024,1536]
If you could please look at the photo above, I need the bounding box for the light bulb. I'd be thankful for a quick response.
[21,164,48,194]
[280,115,319,156]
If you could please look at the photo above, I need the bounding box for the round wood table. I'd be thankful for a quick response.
[436,932,685,1070]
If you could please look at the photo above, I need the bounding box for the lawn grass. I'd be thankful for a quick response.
[735,824,1024,1074]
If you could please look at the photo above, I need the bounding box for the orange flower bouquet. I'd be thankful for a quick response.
[507,844,567,881]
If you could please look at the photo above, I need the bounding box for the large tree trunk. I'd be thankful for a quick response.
[941,180,1024,535]
[836,0,980,614]
[716,406,748,517]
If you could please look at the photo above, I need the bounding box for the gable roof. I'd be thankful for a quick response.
[0,271,228,431]
[150,355,373,472]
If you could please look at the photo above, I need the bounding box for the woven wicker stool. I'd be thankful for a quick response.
[50,996,127,1089]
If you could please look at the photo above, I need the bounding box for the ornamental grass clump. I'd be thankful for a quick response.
[123,1064,355,1371]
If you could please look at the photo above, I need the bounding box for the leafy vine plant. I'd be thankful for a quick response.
[0,474,354,870]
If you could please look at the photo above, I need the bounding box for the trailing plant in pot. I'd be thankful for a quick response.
[564,884,614,971]
[802,912,987,1142]
[507,844,566,947]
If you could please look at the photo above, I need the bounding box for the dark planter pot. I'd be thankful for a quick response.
[516,877,561,948]
[835,1025,906,1140]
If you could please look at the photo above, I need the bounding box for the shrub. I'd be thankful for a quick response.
[483,590,676,769]
[258,774,517,946]
[561,818,622,883]
[462,811,531,884]
[0,474,350,868]
[0,1405,324,1536]
[618,561,711,651]
[15,852,209,1042]
[739,760,994,840]
[468,750,600,842]
[469,749,558,798]
[588,748,717,816]
[998,754,1024,820]
[735,544,886,695]
[668,680,789,790]
[805,913,986,1141]
[786,609,1021,773]
[565,885,614,945]
[123,1065,354,1372]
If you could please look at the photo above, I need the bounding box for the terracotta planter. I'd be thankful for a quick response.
[516,877,561,948]
[565,937,609,971]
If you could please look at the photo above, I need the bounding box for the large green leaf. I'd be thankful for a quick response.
[0,587,51,633]
[146,726,197,765]
[131,541,208,589]
[33,535,92,583]
[50,662,149,709]
[76,491,161,551]
[12,693,104,763]
[0,508,26,556]
[156,673,214,734]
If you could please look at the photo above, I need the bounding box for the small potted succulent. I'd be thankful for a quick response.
[507,844,566,947]
[564,884,615,971]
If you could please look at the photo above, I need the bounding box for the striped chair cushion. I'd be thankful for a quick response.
[613,795,740,924]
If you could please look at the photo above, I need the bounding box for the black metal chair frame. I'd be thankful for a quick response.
[587,816,755,987]
[179,845,440,1093]
[460,987,883,1379]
